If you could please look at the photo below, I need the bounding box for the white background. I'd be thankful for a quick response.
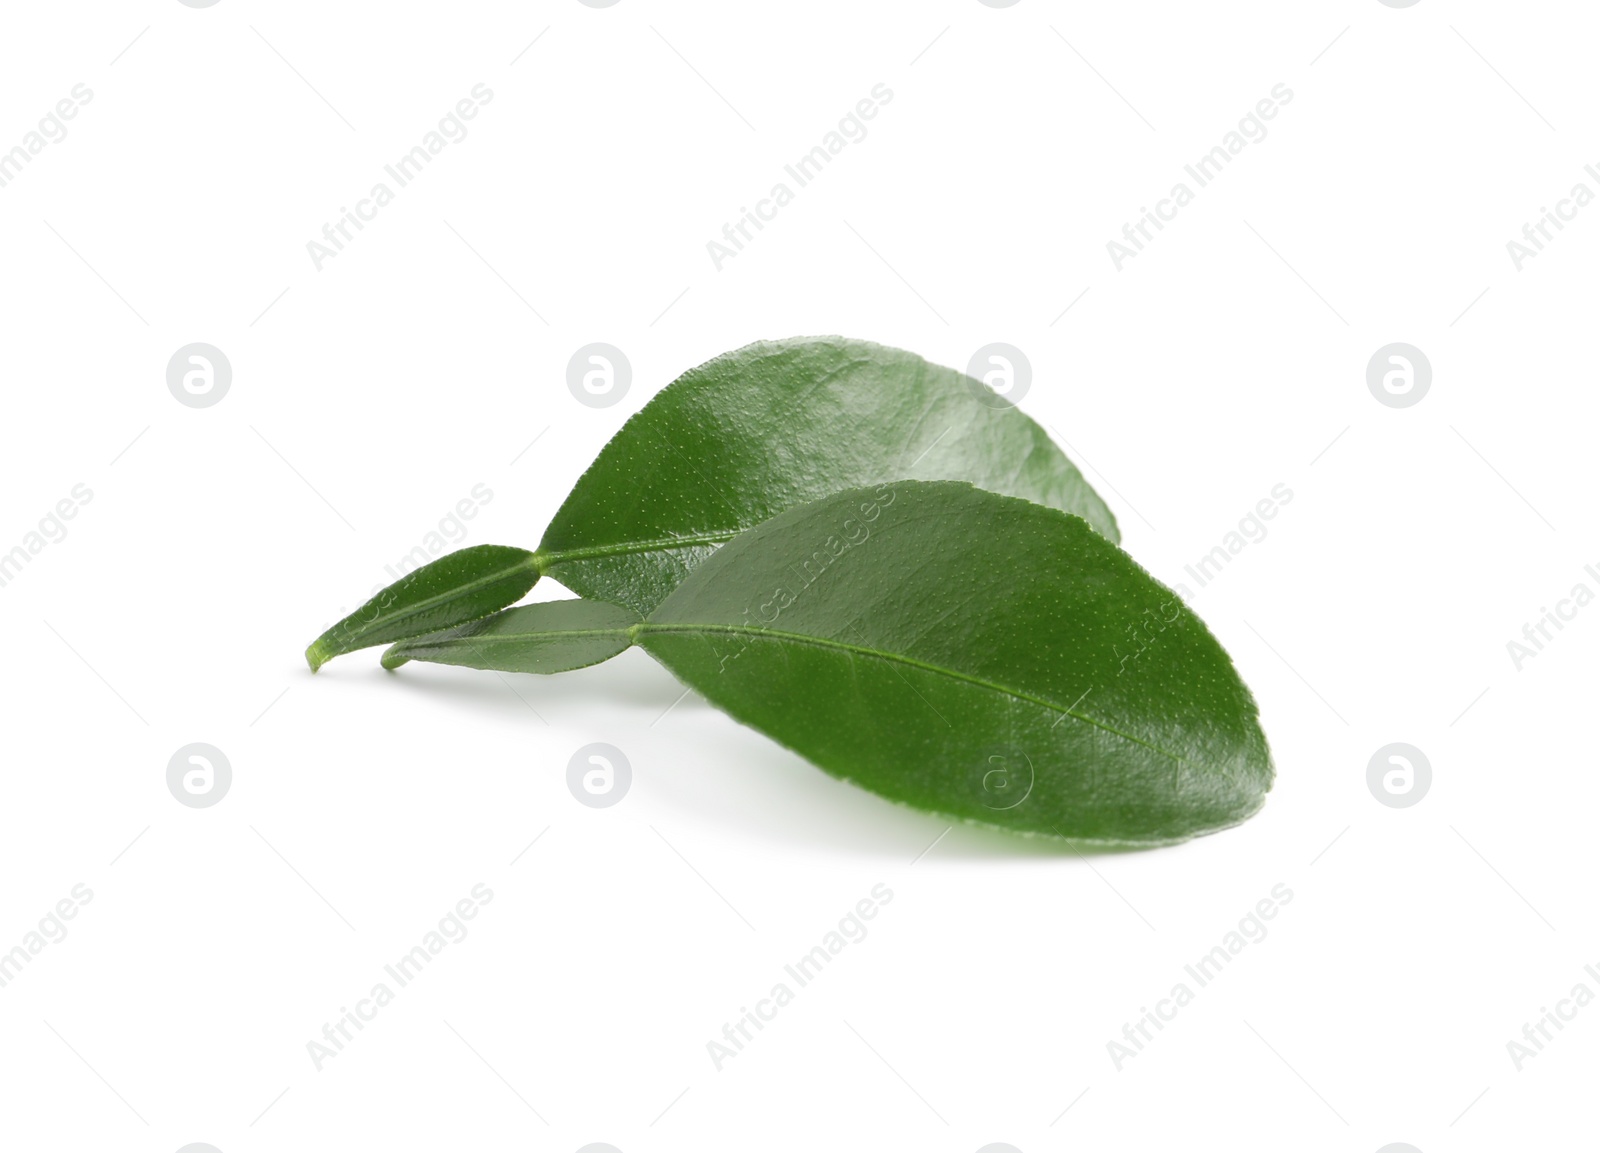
[0,2,1594,1150]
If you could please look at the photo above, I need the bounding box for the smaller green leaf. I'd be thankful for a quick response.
[305,544,540,671]
[380,599,641,672]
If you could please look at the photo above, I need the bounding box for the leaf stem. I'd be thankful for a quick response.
[532,530,740,568]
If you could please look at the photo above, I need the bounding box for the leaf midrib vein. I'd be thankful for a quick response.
[637,622,1190,767]
[374,555,537,624]
[539,530,741,566]
[406,627,634,648]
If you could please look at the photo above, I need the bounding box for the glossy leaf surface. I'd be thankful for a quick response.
[536,337,1118,615]
[637,482,1270,843]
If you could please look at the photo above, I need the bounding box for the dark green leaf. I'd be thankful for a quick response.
[536,337,1118,615]
[636,482,1270,844]
[305,545,539,672]
[381,599,640,672]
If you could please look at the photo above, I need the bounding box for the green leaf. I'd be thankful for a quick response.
[381,599,640,672]
[388,483,1271,845]
[638,482,1269,844]
[535,337,1118,615]
[305,545,539,671]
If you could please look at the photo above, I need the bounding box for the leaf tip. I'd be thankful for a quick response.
[379,644,409,671]
[304,637,333,673]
